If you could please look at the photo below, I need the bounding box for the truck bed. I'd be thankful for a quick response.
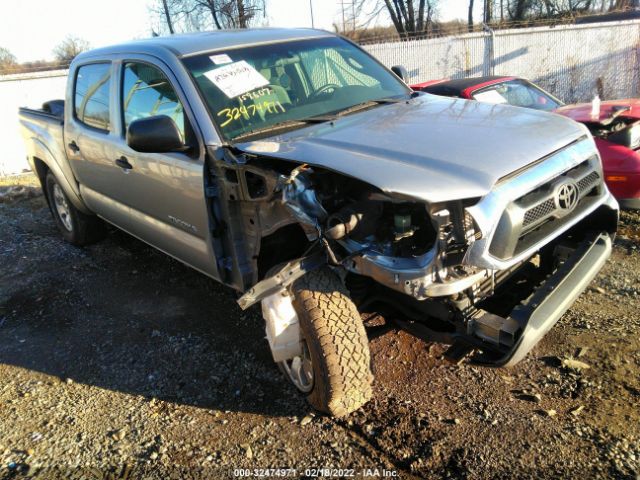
[19,105,65,166]
[18,100,80,208]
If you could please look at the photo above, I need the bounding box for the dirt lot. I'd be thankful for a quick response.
[0,175,639,479]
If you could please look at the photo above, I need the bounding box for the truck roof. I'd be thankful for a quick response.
[75,28,335,61]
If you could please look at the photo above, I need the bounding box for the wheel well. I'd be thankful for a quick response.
[32,157,49,188]
[32,157,50,202]
[257,223,313,280]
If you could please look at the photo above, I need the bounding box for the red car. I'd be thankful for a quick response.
[411,76,640,209]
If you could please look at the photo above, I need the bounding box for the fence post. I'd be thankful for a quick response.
[482,23,495,76]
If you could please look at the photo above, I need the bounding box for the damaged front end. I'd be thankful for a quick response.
[239,163,479,308]
[237,141,617,368]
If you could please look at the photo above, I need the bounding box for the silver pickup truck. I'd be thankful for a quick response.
[19,28,618,417]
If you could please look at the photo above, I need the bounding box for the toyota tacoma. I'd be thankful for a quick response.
[18,29,618,416]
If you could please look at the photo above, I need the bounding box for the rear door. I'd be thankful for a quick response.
[65,61,125,200]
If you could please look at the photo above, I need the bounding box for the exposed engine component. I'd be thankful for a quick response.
[325,201,383,241]
[393,207,414,239]
[596,119,640,150]
[281,165,327,229]
[325,200,438,258]
[277,166,483,301]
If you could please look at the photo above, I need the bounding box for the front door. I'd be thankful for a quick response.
[111,59,217,277]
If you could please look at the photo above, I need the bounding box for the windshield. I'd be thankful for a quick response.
[471,80,563,111]
[183,36,410,141]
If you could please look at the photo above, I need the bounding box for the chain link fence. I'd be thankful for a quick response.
[362,19,640,103]
[2,20,640,175]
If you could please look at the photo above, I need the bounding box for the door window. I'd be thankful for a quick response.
[122,62,185,139]
[74,63,112,131]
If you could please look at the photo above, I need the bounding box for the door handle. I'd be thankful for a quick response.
[115,156,133,170]
[68,141,80,153]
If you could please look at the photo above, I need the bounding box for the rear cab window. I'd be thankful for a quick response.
[74,63,112,132]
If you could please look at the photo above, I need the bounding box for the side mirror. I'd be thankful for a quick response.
[126,115,185,153]
[391,65,409,82]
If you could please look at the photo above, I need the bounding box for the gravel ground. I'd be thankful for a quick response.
[0,176,639,479]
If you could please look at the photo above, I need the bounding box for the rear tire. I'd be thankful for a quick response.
[45,172,106,246]
[291,268,373,417]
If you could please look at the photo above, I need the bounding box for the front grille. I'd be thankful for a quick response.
[522,198,555,227]
[521,167,600,228]
[577,171,600,193]
[489,157,603,260]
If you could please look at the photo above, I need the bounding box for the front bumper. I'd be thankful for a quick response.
[474,230,612,367]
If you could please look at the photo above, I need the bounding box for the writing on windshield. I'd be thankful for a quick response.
[183,36,409,140]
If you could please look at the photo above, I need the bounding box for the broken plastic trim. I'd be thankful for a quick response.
[237,251,327,310]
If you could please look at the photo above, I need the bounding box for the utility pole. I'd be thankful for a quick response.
[309,0,315,28]
[352,0,356,32]
[339,1,356,33]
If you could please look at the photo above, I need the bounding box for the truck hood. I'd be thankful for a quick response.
[236,94,588,203]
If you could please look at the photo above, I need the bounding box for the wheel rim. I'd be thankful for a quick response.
[281,341,314,393]
[52,184,73,232]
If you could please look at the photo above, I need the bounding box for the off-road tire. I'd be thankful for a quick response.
[45,172,106,246]
[292,268,373,417]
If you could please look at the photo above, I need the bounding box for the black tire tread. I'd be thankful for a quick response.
[45,172,106,246]
[293,268,373,417]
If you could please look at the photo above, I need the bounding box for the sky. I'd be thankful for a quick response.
[1,0,478,63]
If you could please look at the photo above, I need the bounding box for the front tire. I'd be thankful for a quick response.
[290,268,373,417]
[45,172,105,246]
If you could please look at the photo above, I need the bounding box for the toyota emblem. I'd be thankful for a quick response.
[556,182,578,211]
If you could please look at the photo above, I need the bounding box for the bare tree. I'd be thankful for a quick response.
[380,0,439,38]
[151,0,265,34]
[501,0,599,21]
[195,0,265,28]
[0,47,17,73]
[162,0,176,33]
[484,0,493,21]
[53,36,90,63]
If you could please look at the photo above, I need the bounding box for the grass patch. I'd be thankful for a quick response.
[0,172,39,187]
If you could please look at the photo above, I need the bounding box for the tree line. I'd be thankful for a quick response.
[0,36,90,75]
[474,0,636,26]
[151,0,639,41]
[151,0,266,34]
[2,0,637,74]
[355,0,638,40]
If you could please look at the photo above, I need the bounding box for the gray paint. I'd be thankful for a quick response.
[238,94,588,203]
[75,28,334,61]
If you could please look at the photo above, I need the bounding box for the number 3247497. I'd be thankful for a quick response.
[217,100,286,128]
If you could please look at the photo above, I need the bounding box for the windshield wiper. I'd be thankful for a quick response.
[231,95,412,142]
[331,95,408,118]
[232,114,337,142]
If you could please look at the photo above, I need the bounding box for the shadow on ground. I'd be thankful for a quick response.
[0,196,310,418]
